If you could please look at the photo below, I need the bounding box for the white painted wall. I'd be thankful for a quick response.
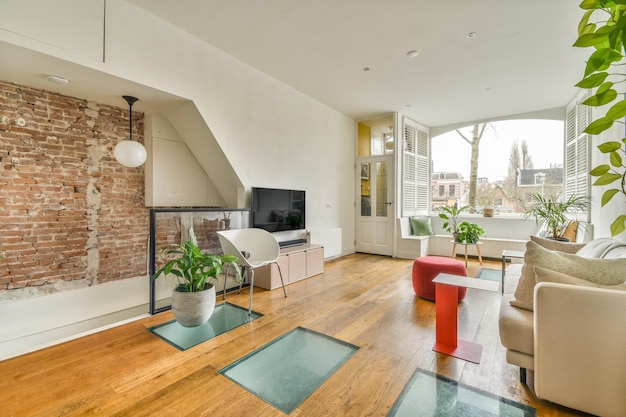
[0,0,356,358]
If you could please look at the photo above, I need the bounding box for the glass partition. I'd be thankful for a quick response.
[149,208,250,314]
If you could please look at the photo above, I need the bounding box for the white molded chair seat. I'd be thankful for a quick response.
[217,228,287,314]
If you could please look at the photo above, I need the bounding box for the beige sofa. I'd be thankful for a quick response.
[499,237,626,417]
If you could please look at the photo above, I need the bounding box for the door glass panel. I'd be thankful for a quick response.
[376,161,388,217]
[360,162,371,216]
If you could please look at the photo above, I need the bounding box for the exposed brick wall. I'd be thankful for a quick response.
[0,81,148,297]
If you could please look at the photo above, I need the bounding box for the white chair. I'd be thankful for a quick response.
[216,228,287,314]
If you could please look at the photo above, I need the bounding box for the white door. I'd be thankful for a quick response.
[356,156,393,255]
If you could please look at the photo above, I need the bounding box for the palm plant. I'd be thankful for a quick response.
[523,193,591,240]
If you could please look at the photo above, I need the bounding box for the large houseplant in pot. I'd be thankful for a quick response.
[153,228,241,327]
[523,193,590,240]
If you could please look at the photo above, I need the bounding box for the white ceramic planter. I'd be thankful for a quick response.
[171,284,216,327]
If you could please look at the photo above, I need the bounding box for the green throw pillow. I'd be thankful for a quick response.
[409,216,433,236]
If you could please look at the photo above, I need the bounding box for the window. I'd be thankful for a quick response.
[431,120,564,214]
[439,185,445,197]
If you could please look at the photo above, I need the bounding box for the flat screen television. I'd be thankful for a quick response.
[251,187,305,232]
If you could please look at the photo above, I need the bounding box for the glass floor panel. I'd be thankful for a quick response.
[388,368,536,417]
[219,327,359,414]
[148,302,262,351]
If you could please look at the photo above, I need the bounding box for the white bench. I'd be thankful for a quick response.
[396,217,430,259]
[397,217,530,260]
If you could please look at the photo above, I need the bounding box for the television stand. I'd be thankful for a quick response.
[254,244,324,290]
[278,238,307,248]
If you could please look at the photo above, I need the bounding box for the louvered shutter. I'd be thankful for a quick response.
[402,117,429,216]
[564,92,591,205]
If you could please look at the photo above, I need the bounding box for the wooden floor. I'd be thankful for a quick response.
[0,253,594,416]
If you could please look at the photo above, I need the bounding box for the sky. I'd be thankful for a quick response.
[431,120,564,181]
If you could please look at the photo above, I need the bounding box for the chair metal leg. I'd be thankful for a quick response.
[273,261,287,298]
[239,266,246,294]
[248,268,254,315]
[222,264,229,300]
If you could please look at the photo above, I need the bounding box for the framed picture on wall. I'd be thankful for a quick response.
[361,163,370,180]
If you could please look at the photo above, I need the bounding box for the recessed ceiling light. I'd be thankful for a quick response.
[363,67,370,71]
[47,75,69,85]
[467,32,477,39]
[407,50,419,58]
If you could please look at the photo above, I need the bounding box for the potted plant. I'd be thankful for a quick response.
[439,205,468,240]
[456,221,485,244]
[152,227,241,327]
[522,193,590,241]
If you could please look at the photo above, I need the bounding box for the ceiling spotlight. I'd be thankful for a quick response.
[363,67,370,71]
[114,95,147,168]
[406,50,419,58]
[466,32,477,39]
[47,75,69,85]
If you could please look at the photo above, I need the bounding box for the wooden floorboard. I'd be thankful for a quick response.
[0,253,594,416]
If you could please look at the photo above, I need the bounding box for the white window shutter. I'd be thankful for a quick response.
[564,92,591,212]
[402,117,429,216]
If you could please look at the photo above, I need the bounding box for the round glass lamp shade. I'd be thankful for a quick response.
[114,140,147,167]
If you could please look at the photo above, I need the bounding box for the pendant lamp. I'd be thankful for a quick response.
[114,95,147,167]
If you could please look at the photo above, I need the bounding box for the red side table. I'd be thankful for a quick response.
[432,273,499,363]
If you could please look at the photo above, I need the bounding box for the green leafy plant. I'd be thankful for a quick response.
[152,228,241,292]
[455,221,484,244]
[574,0,626,236]
[438,205,468,234]
[523,193,591,240]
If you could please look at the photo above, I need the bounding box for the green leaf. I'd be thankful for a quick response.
[601,188,620,205]
[590,164,611,175]
[576,72,609,88]
[593,172,623,185]
[596,81,615,95]
[610,150,623,166]
[606,100,626,119]
[582,88,617,106]
[584,116,614,134]
[579,10,595,33]
[598,141,622,152]
[610,215,626,236]
[574,32,609,48]
[579,0,600,9]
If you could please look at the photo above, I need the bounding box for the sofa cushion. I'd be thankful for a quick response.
[576,237,623,258]
[560,221,578,242]
[511,241,626,311]
[409,216,433,236]
[534,266,626,291]
[530,235,584,254]
[604,245,626,259]
[499,293,534,356]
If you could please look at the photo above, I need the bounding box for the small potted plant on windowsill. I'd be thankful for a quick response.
[152,227,241,327]
[439,205,468,240]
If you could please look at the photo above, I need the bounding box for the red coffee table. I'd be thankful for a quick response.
[432,273,499,363]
